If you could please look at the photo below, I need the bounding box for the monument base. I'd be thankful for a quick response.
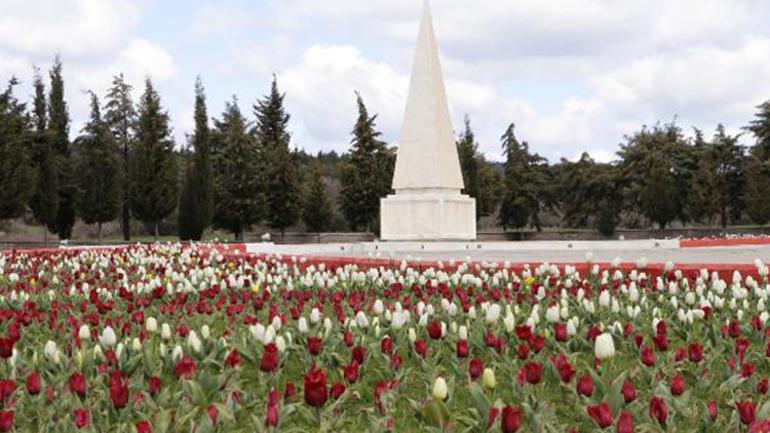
[380,189,476,241]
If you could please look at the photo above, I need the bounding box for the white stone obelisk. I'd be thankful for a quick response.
[380,0,476,241]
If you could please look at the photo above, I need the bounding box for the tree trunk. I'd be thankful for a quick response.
[43,226,47,248]
[98,222,102,245]
[235,229,242,242]
[721,207,728,229]
[122,205,130,241]
[154,221,159,241]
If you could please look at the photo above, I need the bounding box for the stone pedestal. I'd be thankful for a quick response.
[381,189,476,241]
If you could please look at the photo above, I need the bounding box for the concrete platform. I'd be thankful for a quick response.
[245,240,770,265]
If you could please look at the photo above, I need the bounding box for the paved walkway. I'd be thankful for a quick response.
[329,244,770,264]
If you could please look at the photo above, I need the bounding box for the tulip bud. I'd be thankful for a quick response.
[483,368,497,389]
[432,377,448,400]
[594,333,615,360]
[145,317,158,334]
[161,323,172,340]
[78,325,91,341]
[100,327,117,347]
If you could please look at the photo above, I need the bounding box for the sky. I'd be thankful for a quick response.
[2,0,770,163]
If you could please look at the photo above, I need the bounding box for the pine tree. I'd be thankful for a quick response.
[211,97,265,240]
[498,124,547,231]
[104,74,137,241]
[178,77,214,241]
[130,78,178,239]
[617,122,694,229]
[339,92,395,232]
[0,78,34,219]
[48,56,76,239]
[254,77,302,236]
[74,92,121,243]
[745,101,770,225]
[303,163,333,232]
[28,68,59,245]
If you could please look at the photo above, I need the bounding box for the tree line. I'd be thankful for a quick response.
[2,57,770,241]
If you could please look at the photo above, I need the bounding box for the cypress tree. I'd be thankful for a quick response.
[254,77,302,236]
[48,56,76,239]
[640,156,679,229]
[498,124,546,231]
[28,68,59,245]
[130,78,178,240]
[339,92,394,232]
[74,92,121,243]
[178,77,214,241]
[456,116,502,220]
[745,101,770,225]
[104,74,136,241]
[0,78,34,219]
[211,97,265,240]
[303,163,333,233]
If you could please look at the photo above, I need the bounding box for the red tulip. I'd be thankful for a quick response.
[0,410,13,432]
[577,375,594,397]
[750,420,770,433]
[688,343,703,363]
[670,374,685,396]
[427,320,442,339]
[554,323,568,342]
[456,339,469,358]
[307,337,323,356]
[343,330,354,347]
[207,404,218,425]
[0,339,14,359]
[352,346,366,365]
[674,347,686,362]
[73,408,90,429]
[391,354,402,370]
[516,343,529,360]
[330,382,346,400]
[641,346,656,367]
[225,348,241,367]
[109,370,129,409]
[737,401,757,425]
[68,373,87,398]
[501,405,522,433]
[304,364,328,407]
[708,400,717,422]
[175,356,197,379]
[344,360,359,383]
[26,372,41,395]
[524,362,542,385]
[649,396,668,425]
[380,337,393,355]
[260,343,279,373]
[136,420,153,433]
[587,402,613,428]
[616,410,633,433]
[284,382,296,400]
[758,379,769,395]
[469,358,484,379]
[621,380,636,403]
[551,354,574,383]
[148,376,161,396]
[414,339,428,358]
[266,404,279,427]
[487,407,500,429]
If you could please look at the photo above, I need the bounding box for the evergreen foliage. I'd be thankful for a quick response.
[339,93,395,232]
[178,78,214,241]
[28,68,59,242]
[48,56,76,239]
[254,78,302,234]
[130,79,178,239]
[74,92,121,242]
[303,163,334,233]
[211,97,265,240]
[104,73,137,240]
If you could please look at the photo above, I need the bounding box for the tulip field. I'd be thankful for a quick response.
[2,244,770,432]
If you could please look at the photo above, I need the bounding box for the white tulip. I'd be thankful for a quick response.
[458,325,468,341]
[432,377,448,400]
[78,324,91,340]
[594,333,615,360]
[172,345,184,361]
[483,368,497,389]
[100,326,117,347]
[298,317,309,334]
[201,325,210,340]
[408,327,417,343]
[145,317,158,333]
[161,323,172,340]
